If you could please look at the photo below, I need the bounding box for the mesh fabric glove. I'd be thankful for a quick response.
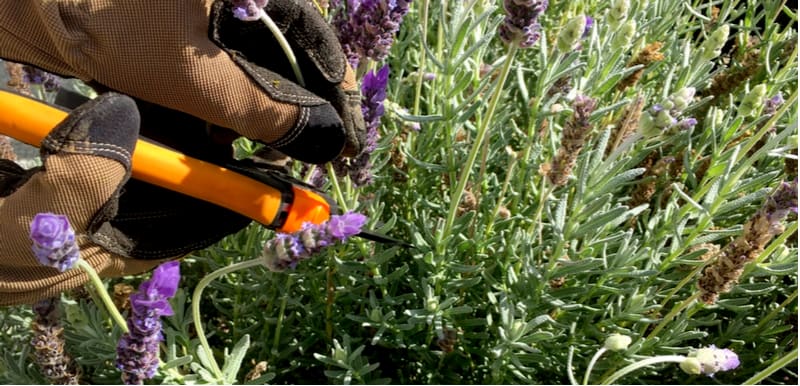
[0,0,365,163]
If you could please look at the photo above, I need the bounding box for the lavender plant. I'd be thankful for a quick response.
[1,1,798,384]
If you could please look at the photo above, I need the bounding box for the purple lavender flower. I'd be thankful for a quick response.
[22,65,60,92]
[328,212,368,239]
[361,64,390,152]
[764,93,785,116]
[230,0,268,21]
[30,213,79,272]
[116,261,180,385]
[677,117,698,130]
[332,1,412,69]
[583,16,594,38]
[331,65,390,186]
[764,180,798,225]
[681,345,740,377]
[263,212,368,271]
[499,0,549,48]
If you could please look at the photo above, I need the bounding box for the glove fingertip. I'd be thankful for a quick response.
[271,104,345,164]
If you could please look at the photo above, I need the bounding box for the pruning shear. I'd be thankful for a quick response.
[0,89,410,247]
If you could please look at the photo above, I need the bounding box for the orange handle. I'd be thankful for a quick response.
[0,90,329,233]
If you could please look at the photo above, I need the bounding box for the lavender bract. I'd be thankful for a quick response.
[499,0,548,48]
[30,213,79,272]
[116,261,181,385]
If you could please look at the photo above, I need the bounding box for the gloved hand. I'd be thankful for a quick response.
[0,94,153,305]
[0,0,365,163]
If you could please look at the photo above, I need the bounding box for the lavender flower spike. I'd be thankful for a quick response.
[231,0,269,21]
[332,1,412,69]
[263,212,368,271]
[680,345,740,377]
[116,261,181,385]
[30,213,79,272]
[499,0,549,48]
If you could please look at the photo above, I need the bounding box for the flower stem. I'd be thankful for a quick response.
[192,258,264,381]
[600,355,687,385]
[438,45,518,254]
[743,347,798,385]
[326,163,349,211]
[74,259,129,334]
[583,348,608,385]
[259,11,305,87]
[412,0,429,116]
[566,345,579,385]
[272,275,294,354]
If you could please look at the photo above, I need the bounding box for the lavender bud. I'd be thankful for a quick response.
[764,92,785,116]
[612,19,637,50]
[30,213,79,272]
[684,345,740,377]
[608,0,629,29]
[557,15,587,52]
[738,84,767,117]
[262,212,368,271]
[603,334,632,351]
[230,0,268,21]
[700,24,730,61]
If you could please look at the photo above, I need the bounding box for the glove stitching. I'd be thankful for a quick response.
[40,139,132,164]
[241,61,322,104]
[271,106,309,148]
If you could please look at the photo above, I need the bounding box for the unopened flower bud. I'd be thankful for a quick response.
[612,19,637,50]
[638,112,658,137]
[701,24,730,61]
[680,357,703,375]
[655,109,676,129]
[738,84,768,117]
[558,16,588,52]
[670,87,696,111]
[604,333,632,351]
[608,0,630,29]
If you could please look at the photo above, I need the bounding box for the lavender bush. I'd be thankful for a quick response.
[1,0,798,384]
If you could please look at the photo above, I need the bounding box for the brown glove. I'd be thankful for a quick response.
[0,93,168,306]
[0,0,365,163]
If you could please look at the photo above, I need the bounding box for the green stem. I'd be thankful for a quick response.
[583,348,608,385]
[566,345,579,385]
[272,275,294,354]
[74,259,129,334]
[743,347,798,385]
[192,258,264,380]
[326,163,349,211]
[259,12,305,87]
[412,0,429,116]
[438,45,519,254]
[600,355,687,385]
[530,184,555,245]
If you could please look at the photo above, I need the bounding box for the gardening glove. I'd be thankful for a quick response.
[0,92,269,306]
[0,0,366,163]
[0,93,166,306]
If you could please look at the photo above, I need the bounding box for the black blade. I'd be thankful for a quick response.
[356,230,414,248]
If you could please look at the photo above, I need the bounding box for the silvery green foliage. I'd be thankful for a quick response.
[1,0,797,384]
